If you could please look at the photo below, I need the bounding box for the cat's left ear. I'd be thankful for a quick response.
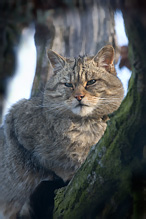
[47,50,66,74]
[93,45,116,75]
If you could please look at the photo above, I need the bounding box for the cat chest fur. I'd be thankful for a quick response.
[43,115,107,180]
[65,118,107,160]
[5,99,107,181]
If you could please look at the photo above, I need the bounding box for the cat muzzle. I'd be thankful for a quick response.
[74,94,85,102]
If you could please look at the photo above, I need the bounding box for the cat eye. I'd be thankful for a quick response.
[86,79,96,86]
[64,83,73,88]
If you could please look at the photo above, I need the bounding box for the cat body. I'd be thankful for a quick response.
[0,45,124,218]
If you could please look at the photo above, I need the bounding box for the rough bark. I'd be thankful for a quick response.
[53,8,146,219]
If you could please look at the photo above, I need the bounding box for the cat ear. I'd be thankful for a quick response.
[47,50,66,74]
[93,45,116,75]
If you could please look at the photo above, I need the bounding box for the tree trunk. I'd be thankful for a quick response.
[53,7,146,219]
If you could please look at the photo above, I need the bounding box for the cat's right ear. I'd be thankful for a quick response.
[93,45,116,75]
[47,50,66,74]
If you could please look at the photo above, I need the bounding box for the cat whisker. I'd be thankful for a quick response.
[98,102,119,105]
[32,105,48,108]
[98,100,115,102]
[98,100,120,104]
[98,98,120,100]
[43,105,68,116]
[32,103,51,108]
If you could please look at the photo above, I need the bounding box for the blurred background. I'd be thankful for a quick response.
[0,1,146,218]
[0,0,133,123]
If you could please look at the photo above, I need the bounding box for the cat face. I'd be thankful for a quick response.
[44,45,124,117]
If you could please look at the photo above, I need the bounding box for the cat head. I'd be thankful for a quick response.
[44,45,124,117]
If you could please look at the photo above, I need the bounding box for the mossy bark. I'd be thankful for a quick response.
[53,9,146,219]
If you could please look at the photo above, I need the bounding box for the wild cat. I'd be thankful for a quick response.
[0,45,124,218]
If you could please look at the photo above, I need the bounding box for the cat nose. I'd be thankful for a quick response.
[74,94,85,102]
